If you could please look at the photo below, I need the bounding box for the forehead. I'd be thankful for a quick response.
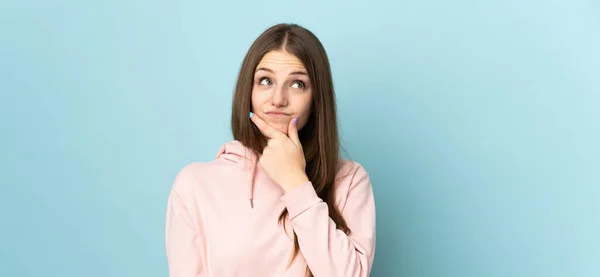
[256,50,306,72]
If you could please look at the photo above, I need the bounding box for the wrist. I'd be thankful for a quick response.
[283,172,310,192]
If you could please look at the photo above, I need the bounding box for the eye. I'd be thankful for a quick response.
[291,80,305,89]
[258,77,272,86]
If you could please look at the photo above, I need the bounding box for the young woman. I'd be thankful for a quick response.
[165,23,376,277]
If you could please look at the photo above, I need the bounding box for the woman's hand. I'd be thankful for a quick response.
[250,113,309,192]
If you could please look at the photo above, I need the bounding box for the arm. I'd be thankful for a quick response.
[165,170,203,277]
[280,164,376,277]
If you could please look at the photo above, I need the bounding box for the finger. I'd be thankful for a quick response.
[287,117,302,149]
[250,112,285,139]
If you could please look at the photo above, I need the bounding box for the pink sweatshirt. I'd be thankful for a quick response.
[165,140,376,276]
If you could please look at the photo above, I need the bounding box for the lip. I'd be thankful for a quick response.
[266,111,290,116]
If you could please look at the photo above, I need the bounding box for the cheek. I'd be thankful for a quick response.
[301,93,313,114]
[294,94,313,128]
[250,88,265,110]
[251,90,257,110]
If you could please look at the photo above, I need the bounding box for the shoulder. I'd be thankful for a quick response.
[170,159,237,194]
[336,159,371,184]
[170,162,206,193]
[334,159,374,209]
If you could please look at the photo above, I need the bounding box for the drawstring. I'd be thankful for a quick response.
[216,140,258,209]
[246,150,258,209]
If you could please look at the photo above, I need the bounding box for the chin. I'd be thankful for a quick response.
[264,119,289,135]
[274,125,288,135]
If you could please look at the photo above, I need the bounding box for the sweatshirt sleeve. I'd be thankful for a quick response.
[279,164,376,277]
[165,170,204,277]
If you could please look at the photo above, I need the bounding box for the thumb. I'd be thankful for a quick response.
[287,117,302,149]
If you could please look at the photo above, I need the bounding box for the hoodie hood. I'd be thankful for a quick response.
[215,140,259,208]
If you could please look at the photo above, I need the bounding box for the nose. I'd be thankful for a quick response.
[270,85,288,107]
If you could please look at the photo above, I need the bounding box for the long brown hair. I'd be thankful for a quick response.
[231,23,350,276]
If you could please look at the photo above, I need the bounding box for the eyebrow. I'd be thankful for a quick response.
[255,67,308,76]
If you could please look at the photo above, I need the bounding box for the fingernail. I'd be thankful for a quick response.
[292,117,298,125]
[249,112,253,118]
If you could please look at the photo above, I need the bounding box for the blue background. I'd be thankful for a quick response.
[1,0,599,276]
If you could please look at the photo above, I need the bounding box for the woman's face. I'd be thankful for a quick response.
[251,50,313,135]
